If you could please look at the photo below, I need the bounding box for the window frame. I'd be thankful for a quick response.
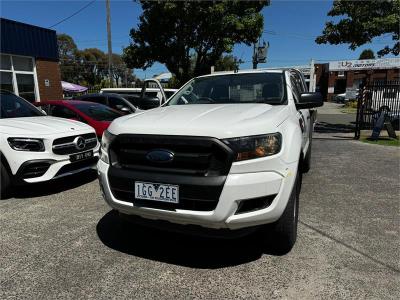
[0,54,40,102]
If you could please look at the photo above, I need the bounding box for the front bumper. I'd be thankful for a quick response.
[15,149,100,183]
[98,158,298,230]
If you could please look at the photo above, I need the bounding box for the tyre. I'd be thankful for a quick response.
[0,160,12,199]
[260,169,300,255]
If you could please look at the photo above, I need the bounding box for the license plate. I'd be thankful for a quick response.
[135,181,179,203]
[70,150,93,162]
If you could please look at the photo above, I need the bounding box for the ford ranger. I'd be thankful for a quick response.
[98,69,323,253]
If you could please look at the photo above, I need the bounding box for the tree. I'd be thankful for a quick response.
[358,49,375,60]
[215,55,238,72]
[58,33,78,60]
[75,48,107,86]
[112,53,135,87]
[316,0,399,57]
[123,0,269,85]
[57,34,79,83]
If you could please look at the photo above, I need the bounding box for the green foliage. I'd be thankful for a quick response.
[361,137,400,147]
[358,49,375,60]
[58,33,78,61]
[316,0,399,57]
[215,55,238,72]
[57,34,135,87]
[123,0,268,85]
[57,33,79,83]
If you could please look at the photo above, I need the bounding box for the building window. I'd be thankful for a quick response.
[0,72,14,91]
[0,54,38,102]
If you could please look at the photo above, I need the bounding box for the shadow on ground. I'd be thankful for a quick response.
[96,210,285,269]
[315,121,355,133]
[9,169,97,199]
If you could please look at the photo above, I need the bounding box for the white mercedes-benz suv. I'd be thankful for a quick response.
[0,91,100,198]
[98,69,323,253]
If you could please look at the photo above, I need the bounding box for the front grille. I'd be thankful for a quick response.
[109,134,233,177]
[53,133,97,155]
[19,162,52,179]
[107,135,234,212]
[55,157,98,177]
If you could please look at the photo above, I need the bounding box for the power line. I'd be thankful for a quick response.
[49,0,96,29]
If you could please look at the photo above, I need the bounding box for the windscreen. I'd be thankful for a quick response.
[0,92,44,118]
[167,72,286,106]
[73,103,122,121]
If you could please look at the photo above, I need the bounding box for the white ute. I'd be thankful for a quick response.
[98,69,323,253]
[0,91,100,198]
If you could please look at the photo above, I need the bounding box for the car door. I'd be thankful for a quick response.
[290,70,311,151]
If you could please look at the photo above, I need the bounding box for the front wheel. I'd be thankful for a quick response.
[259,170,300,254]
[0,161,12,199]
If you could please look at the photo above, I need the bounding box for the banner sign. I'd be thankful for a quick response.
[329,58,400,71]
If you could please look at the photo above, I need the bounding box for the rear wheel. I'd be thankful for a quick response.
[0,161,12,199]
[260,169,300,254]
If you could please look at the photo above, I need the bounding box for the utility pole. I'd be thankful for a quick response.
[253,40,269,69]
[252,43,257,69]
[106,0,113,88]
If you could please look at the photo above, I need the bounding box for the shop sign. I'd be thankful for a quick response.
[329,58,400,71]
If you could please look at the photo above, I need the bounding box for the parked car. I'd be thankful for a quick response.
[333,93,347,103]
[98,69,323,253]
[35,100,123,138]
[100,87,177,110]
[100,88,178,101]
[0,91,99,198]
[75,93,137,114]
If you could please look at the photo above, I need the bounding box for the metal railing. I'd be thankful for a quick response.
[355,80,400,139]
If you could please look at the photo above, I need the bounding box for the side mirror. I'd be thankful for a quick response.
[120,106,131,113]
[138,96,161,110]
[296,92,324,109]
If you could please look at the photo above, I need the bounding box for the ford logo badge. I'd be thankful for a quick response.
[146,149,174,163]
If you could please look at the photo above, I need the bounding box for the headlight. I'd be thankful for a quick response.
[7,138,45,152]
[223,133,282,161]
[100,130,116,163]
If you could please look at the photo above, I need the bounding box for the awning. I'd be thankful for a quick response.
[61,81,88,93]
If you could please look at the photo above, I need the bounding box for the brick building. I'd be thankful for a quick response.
[327,58,400,101]
[0,18,62,102]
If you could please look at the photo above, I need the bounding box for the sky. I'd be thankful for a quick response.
[0,0,395,79]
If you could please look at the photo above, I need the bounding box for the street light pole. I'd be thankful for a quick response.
[106,0,113,88]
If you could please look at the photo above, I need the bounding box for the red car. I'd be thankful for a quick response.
[35,100,123,137]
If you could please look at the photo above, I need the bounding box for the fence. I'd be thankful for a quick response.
[355,80,400,139]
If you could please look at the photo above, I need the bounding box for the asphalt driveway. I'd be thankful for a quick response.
[1,138,399,299]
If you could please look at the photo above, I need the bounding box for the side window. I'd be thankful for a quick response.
[290,75,301,101]
[50,105,79,120]
[290,72,305,101]
[84,96,106,105]
[108,96,126,110]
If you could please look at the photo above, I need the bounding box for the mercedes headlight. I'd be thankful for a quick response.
[100,130,116,163]
[223,133,282,161]
[8,138,45,152]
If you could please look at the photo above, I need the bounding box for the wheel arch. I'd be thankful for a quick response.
[0,151,12,175]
